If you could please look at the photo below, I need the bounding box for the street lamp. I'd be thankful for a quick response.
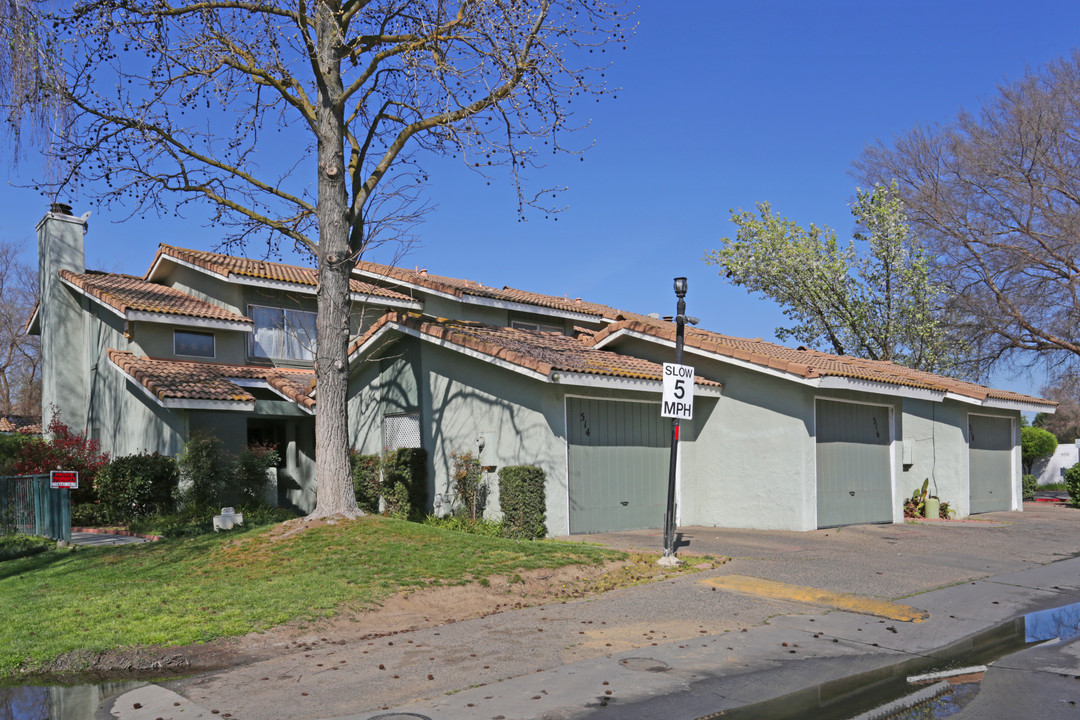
[663,277,689,558]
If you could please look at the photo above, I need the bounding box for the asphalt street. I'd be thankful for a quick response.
[104,504,1080,720]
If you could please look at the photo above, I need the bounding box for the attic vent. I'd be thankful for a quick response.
[797,345,809,351]
[384,412,421,450]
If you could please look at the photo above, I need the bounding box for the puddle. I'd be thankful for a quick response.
[710,599,1080,720]
[0,680,145,720]
[1024,600,1080,643]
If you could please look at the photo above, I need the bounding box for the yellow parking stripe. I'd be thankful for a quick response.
[703,575,929,622]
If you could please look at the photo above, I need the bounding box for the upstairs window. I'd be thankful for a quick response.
[510,320,564,334]
[174,329,215,358]
[249,305,317,361]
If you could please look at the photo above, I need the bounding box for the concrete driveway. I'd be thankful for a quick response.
[112,504,1080,720]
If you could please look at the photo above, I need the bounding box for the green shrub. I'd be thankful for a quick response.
[451,451,483,521]
[383,481,411,519]
[350,448,427,518]
[498,465,547,539]
[1022,473,1039,501]
[232,443,279,507]
[176,432,231,512]
[385,447,428,516]
[350,452,381,513]
[95,452,178,524]
[0,433,32,475]
[0,533,54,562]
[71,502,109,527]
[1021,426,1058,474]
[1065,462,1080,507]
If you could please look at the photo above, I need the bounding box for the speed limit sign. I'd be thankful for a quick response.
[661,363,694,419]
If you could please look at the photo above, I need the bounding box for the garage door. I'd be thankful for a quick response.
[816,399,893,528]
[969,414,1014,514]
[567,397,669,534]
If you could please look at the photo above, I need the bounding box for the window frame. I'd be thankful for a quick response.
[247,303,318,361]
[510,319,564,334]
[173,329,216,359]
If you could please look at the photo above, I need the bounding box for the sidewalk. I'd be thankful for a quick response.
[105,504,1080,720]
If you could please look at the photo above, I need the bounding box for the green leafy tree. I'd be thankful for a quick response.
[704,183,961,372]
[1021,426,1058,475]
[1,0,629,520]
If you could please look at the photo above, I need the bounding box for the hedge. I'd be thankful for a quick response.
[498,465,547,540]
[95,451,178,524]
[350,447,428,518]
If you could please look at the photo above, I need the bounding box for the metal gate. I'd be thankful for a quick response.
[0,475,71,541]
[816,399,893,528]
[567,397,668,534]
[969,414,1014,514]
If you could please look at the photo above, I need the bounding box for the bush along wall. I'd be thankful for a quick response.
[385,447,428,518]
[350,452,382,513]
[498,465,547,540]
[350,448,428,518]
[95,452,179,524]
[1065,462,1080,507]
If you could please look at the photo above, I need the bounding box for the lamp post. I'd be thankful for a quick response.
[663,277,688,558]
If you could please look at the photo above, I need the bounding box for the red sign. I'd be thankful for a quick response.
[50,470,79,489]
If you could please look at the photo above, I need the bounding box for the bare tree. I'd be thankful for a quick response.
[856,52,1080,379]
[1,0,629,517]
[1034,376,1080,443]
[0,240,39,416]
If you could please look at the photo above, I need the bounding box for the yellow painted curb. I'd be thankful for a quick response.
[703,575,928,622]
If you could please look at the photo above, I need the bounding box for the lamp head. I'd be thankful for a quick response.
[673,276,688,298]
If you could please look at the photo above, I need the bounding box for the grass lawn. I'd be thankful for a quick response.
[0,515,623,677]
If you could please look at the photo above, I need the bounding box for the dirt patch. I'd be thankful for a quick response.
[30,553,710,683]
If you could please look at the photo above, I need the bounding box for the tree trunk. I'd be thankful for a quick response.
[309,0,361,519]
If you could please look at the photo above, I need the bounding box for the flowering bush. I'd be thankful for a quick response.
[12,416,110,504]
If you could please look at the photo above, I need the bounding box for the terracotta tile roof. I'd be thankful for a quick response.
[353,261,627,319]
[351,312,720,388]
[151,245,413,302]
[0,416,41,433]
[60,270,251,324]
[107,349,316,411]
[591,318,1054,407]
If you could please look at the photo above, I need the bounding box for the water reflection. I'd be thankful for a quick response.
[0,681,145,720]
[1024,600,1080,643]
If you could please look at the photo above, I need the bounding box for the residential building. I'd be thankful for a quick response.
[31,205,1056,530]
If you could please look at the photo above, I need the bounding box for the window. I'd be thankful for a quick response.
[249,305,317,361]
[384,412,422,450]
[510,320,564,334]
[174,329,215,358]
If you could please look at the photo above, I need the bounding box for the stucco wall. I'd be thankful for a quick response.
[900,399,970,516]
[164,263,245,316]
[38,213,88,433]
[679,361,818,531]
[85,307,188,457]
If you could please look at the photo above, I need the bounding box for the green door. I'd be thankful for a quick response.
[969,415,1014,514]
[816,399,893,528]
[567,397,669,534]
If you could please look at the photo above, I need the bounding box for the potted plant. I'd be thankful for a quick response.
[904,478,937,519]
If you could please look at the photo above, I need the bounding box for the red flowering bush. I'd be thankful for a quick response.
[12,416,110,504]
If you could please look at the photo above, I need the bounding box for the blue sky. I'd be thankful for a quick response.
[2,0,1077,399]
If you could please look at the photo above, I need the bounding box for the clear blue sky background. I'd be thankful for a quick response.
[2,0,1077,399]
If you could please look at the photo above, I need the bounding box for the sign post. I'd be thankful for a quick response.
[661,277,693,562]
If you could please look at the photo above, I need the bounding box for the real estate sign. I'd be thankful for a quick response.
[661,363,694,420]
[50,470,79,489]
